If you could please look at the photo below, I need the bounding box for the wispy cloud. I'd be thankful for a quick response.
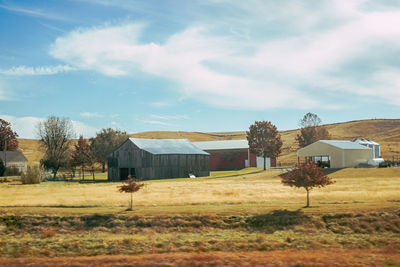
[142,120,177,127]
[0,3,69,21]
[0,65,75,76]
[80,112,104,118]
[49,1,400,109]
[150,114,189,120]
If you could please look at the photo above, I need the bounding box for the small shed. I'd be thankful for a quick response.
[297,140,372,168]
[193,140,276,170]
[0,151,28,173]
[107,138,210,181]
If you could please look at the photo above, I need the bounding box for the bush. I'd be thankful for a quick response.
[4,166,21,176]
[21,165,42,184]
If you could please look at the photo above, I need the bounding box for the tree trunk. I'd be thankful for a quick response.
[53,169,57,179]
[92,169,95,181]
[306,189,310,207]
[82,166,85,180]
[130,192,133,210]
[102,162,106,173]
[263,156,266,171]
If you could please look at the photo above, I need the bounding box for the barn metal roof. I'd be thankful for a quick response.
[129,138,209,155]
[0,151,28,163]
[320,140,371,150]
[193,140,249,150]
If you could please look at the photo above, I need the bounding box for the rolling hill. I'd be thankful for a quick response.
[17,119,400,166]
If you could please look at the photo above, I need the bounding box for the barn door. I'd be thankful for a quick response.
[130,168,136,178]
[120,168,129,180]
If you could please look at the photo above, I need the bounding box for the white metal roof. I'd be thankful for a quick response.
[352,138,380,146]
[129,138,209,155]
[319,140,371,150]
[193,140,249,150]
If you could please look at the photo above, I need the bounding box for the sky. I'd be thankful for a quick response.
[1,0,400,139]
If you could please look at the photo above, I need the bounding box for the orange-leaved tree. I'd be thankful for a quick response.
[281,162,334,207]
[117,176,145,211]
[247,121,282,170]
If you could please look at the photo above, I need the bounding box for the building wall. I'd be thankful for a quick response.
[108,140,210,180]
[205,149,275,170]
[343,149,372,168]
[6,161,27,173]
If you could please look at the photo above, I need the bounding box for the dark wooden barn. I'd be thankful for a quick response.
[193,140,276,171]
[107,138,210,181]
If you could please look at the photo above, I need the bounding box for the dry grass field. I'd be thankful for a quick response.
[0,168,399,266]
[18,119,400,166]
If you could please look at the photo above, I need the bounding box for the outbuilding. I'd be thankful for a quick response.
[193,140,276,170]
[107,138,210,181]
[0,151,28,173]
[297,140,374,168]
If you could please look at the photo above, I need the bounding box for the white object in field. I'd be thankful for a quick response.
[368,158,384,166]
[245,159,249,168]
[189,173,196,178]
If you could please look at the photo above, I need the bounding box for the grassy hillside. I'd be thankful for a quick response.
[17,119,400,166]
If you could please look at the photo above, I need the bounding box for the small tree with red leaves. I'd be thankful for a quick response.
[0,118,19,151]
[117,176,145,211]
[281,162,334,207]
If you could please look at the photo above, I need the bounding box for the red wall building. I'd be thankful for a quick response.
[193,140,276,171]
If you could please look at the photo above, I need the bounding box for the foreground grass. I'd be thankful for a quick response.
[0,168,399,265]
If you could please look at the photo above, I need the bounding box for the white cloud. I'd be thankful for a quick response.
[71,120,98,138]
[0,115,98,139]
[49,1,400,109]
[0,65,75,76]
[80,112,104,118]
[142,120,177,127]
[150,114,189,120]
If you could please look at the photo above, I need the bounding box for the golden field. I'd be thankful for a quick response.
[1,168,399,215]
[0,168,399,266]
[18,119,400,166]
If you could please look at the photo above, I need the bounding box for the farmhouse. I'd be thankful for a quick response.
[0,151,28,173]
[297,139,383,168]
[193,140,276,170]
[107,138,210,181]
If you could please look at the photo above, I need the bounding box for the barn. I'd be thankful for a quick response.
[107,138,210,181]
[297,140,378,168]
[193,140,276,171]
[0,151,28,173]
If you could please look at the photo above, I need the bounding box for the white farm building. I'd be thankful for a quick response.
[297,139,384,168]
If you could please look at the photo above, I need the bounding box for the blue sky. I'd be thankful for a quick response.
[1,0,400,138]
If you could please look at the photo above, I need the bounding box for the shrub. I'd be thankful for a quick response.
[21,165,42,184]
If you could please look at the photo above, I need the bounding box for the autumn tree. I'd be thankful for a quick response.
[117,176,145,211]
[296,113,330,148]
[0,118,19,151]
[281,162,334,207]
[90,128,128,172]
[247,121,283,170]
[0,158,5,176]
[36,116,75,178]
[71,135,93,180]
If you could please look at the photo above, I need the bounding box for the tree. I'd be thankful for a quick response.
[281,162,334,207]
[71,135,93,180]
[247,121,283,170]
[117,176,145,210]
[90,128,128,172]
[36,116,75,178]
[296,113,330,148]
[0,158,5,177]
[0,118,19,151]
